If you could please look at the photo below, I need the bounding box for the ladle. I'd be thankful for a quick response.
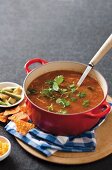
[77,34,112,88]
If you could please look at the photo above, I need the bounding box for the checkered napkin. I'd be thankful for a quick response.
[5,103,112,157]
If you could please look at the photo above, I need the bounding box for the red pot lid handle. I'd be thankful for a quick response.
[24,58,48,74]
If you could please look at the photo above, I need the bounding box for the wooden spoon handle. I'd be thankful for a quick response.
[89,34,112,66]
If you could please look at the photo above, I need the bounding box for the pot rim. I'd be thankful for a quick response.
[23,60,108,116]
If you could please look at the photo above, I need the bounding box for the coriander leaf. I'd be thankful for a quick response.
[69,84,76,93]
[41,88,53,97]
[47,104,54,111]
[58,109,67,114]
[64,100,70,107]
[45,80,54,85]
[27,88,37,95]
[77,92,86,98]
[59,88,67,94]
[52,82,59,91]
[54,75,64,85]
[56,98,70,107]
[82,100,90,107]
[56,98,63,104]
[71,87,76,93]
[69,84,76,88]
[71,97,77,102]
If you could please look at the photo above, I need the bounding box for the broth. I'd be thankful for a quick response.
[27,70,104,114]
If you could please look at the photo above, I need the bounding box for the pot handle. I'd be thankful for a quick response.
[86,102,111,118]
[24,58,48,74]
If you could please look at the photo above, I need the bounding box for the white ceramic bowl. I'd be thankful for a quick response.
[0,136,11,161]
[0,82,24,108]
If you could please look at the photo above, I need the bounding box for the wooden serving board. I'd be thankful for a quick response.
[16,96,112,164]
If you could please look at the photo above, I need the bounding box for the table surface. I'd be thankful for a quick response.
[0,0,112,169]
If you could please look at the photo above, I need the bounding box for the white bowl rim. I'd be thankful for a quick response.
[0,82,24,108]
[0,135,11,161]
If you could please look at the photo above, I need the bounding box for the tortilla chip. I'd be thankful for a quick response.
[14,120,35,135]
[4,106,20,116]
[19,103,27,113]
[0,112,8,123]
[0,112,4,116]
[8,112,29,121]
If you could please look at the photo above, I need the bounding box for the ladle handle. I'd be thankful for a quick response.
[89,34,112,66]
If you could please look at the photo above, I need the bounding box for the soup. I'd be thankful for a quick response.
[27,70,104,114]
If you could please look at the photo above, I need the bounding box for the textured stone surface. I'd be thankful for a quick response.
[0,0,112,170]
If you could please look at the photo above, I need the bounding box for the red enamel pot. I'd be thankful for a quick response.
[23,58,111,136]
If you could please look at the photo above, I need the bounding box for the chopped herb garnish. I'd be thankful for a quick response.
[52,82,59,91]
[71,97,77,102]
[69,84,74,88]
[41,88,53,98]
[52,75,64,92]
[54,75,64,85]
[82,100,90,107]
[46,80,54,85]
[59,88,68,94]
[56,98,70,108]
[39,75,90,112]
[77,92,86,98]
[27,88,37,95]
[69,84,76,93]
[47,104,54,111]
[58,109,67,114]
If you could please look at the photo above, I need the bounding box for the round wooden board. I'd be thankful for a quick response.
[16,96,112,164]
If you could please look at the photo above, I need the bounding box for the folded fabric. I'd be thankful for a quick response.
[5,121,96,156]
[5,103,111,157]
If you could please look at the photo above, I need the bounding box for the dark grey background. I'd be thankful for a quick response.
[0,0,112,170]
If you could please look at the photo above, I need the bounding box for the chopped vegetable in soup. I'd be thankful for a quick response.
[27,71,104,114]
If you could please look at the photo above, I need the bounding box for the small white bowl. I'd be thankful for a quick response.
[0,136,11,161]
[0,82,24,108]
